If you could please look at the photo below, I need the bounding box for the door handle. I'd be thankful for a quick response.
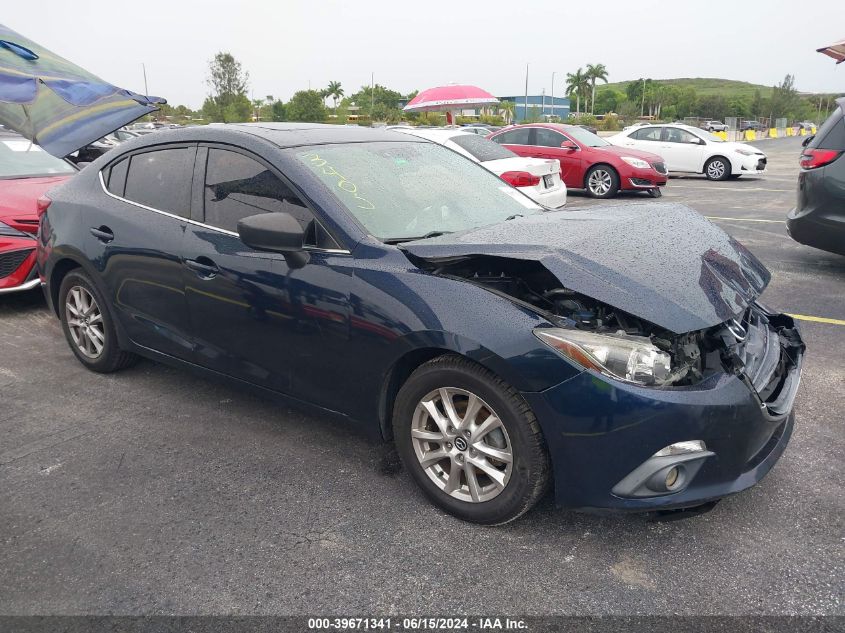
[185,257,219,279]
[90,226,114,242]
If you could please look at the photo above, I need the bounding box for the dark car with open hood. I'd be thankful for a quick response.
[37,123,804,524]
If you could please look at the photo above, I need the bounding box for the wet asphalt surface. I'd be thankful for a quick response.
[1,136,842,616]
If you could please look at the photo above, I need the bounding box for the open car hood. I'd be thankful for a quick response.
[401,203,770,334]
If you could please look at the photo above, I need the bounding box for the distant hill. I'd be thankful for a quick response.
[597,78,775,98]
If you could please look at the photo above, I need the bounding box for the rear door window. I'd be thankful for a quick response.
[633,128,662,141]
[123,147,195,217]
[492,128,531,145]
[449,134,515,162]
[534,128,568,148]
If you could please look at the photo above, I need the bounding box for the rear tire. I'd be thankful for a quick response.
[393,355,550,525]
[585,165,620,198]
[704,156,731,181]
[59,270,138,373]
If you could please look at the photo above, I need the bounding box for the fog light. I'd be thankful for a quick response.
[665,467,680,488]
[654,441,706,457]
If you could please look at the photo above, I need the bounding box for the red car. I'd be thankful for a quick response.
[0,131,76,295]
[488,123,667,199]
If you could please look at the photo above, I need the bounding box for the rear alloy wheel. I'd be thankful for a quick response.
[705,157,731,181]
[393,355,550,525]
[59,270,138,373]
[585,165,619,198]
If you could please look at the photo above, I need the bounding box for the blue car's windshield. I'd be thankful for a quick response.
[292,141,542,242]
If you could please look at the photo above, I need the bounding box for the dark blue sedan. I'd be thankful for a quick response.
[37,123,804,524]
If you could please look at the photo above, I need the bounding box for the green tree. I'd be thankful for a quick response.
[498,100,516,123]
[287,90,327,122]
[593,89,622,115]
[271,100,287,121]
[675,87,698,119]
[348,84,404,117]
[770,74,800,120]
[585,63,609,114]
[325,81,344,112]
[205,52,250,123]
[696,94,728,119]
[565,68,590,115]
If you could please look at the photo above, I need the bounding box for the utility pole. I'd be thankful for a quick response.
[523,63,529,124]
[371,72,375,117]
[550,71,556,121]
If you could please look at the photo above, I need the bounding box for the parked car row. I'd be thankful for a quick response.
[391,127,567,208]
[488,123,667,198]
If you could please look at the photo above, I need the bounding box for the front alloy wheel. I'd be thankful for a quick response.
[585,165,619,198]
[393,355,550,525]
[411,387,513,503]
[705,157,730,180]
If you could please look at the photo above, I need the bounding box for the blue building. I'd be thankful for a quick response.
[500,95,570,123]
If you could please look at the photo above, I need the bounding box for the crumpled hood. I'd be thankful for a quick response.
[402,203,770,334]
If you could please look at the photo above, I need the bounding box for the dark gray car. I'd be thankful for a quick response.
[786,97,845,256]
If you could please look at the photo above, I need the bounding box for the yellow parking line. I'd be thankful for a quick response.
[705,216,786,223]
[788,313,845,326]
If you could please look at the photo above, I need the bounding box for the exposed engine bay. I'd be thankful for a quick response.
[413,254,803,393]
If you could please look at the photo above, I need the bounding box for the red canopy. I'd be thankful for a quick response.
[817,39,845,64]
[403,85,499,112]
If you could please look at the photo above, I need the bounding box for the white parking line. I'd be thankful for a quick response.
[705,216,786,223]
[669,185,792,193]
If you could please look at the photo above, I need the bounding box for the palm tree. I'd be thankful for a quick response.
[565,68,589,116]
[585,63,609,114]
[326,80,344,113]
[498,100,515,124]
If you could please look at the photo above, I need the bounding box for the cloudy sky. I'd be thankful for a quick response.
[5,0,843,108]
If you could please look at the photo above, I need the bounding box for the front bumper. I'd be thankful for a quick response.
[621,166,667,190]
[736,154,767,174]
[0,237,39,295]
[523,313,803,512]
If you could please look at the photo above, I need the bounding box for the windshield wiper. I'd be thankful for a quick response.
[505,214,524,221]
[384,230,453,245]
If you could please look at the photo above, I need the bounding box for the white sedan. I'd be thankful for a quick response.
[390,127,567,208]
[607,124,767,180]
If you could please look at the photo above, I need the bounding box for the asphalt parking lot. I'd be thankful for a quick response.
[1,135,843,616]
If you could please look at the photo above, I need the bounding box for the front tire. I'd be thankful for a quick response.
[585,165,620,198]
[59,270,138,373]
[705,156,731,181]
[393,355,550,525]
[647,188,662,198]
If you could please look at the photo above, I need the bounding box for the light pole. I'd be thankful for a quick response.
[523,63,529,124]
[550,71,556,121]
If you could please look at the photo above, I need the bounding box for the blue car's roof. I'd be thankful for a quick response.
[127,122,427,149]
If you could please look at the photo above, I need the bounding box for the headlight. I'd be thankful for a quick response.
[620,156,651,169]
[535,328,671,386]
[0,220,29,238]
[735,147,756,156]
